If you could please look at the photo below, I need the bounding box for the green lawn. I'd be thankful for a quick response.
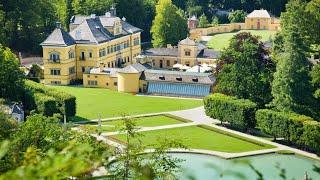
[52,86,202,121]
[207,30,277,51]
[112,125,274,153]
[79,115,188,132]
[102,115,187,127]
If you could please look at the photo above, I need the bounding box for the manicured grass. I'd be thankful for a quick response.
[51,86,202,121]
[79,115,188,132]
[207,30,277,51]
[112,125,274,153]
[102,115,187,127]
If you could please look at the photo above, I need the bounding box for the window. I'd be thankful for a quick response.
[49,52,60,63]
[51,81,61,85]
[117,44,120,51]
[159,60,163,68]
[89,52,93,58]
[166,60,170,67]
[133,38,140,46]
[126,40,130,47]
[88,80,98,86]
[50,69,61,76]
[82,67,85,72]
[108,62,110,67]
[185,50,191,56]
[114,82,117,86]
[113,45,116,52]
[68,51,75,59]
[106,82,109,86]
[80,51,85,60]
[99,48,106,57]
[69,67,75,74]
[107,46,110,54]
[176,77,182,81]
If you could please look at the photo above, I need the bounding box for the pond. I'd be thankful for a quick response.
[172,153,320,180]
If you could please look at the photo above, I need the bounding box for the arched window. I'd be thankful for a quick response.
[49,52,60,63]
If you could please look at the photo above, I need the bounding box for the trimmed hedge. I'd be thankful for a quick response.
[34,93,59,116]
[24,80,76,117]
[204,93,257,131]
[256,109,320,154]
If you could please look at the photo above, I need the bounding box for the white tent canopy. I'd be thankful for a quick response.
[186,65,212,73]
[180,65,191,70]
[173,63,183,68]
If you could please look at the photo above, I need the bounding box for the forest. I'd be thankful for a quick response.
[0,0,288,54]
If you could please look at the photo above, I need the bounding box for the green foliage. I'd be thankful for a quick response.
[34,93,59,116]
[256,109,320,154]
[24,80,76,117]
[211,16,219,26]
[0,45,24,101]
[0,113,109,174]
[311,63,320,98]
[71,0,113,15]
[228,10,247,23]
[151,0,188,47]
[216,32,275,107]
[203,93,257,131]
[199,13,209,28]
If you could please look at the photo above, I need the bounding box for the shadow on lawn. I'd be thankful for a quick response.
[69,116,97,124]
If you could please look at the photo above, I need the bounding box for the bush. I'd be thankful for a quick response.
[204,93,257,131]
[24,80,76,117]
[256,109,320,154]
[34,93,59,116]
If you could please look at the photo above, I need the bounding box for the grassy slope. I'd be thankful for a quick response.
[207,30,277,51]
[52,86,202,121]
[113,126,274,153]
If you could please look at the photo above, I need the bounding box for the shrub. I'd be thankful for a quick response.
[256,109,320,154]
[24,80,76,117]
[34,93,59,116]
[301,121,320,155]
[204,93,257,131]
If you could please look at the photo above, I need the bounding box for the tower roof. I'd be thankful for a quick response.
[179,37,196,46]
[41,26,75,47]
[247,10,271,18]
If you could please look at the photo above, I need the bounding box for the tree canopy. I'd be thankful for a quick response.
[216,32,275,107]
[151,0,188,47]
[228,10,247,23]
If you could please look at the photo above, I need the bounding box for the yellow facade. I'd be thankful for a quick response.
[117,72,140,93]
[42,45,76,85]
[83,71,118,90]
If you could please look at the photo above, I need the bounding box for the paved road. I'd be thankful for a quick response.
[169,106,220,124]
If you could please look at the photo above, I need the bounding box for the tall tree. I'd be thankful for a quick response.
[71,0,113,15]
[270,0,318,118]
[199,13,209,27]
[228,10,247,23]
[216,32,275,107]
[151,0,188,47]
[0,45,24,101]
[115,0,156,42]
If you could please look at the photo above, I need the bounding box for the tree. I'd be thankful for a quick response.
[211,16,219,26]
[71,0,113,15]
[0,45,24,101]
[107,116,185,179]
[311,63,320,98]
[151,0,188,47]
[115,0,156,42]
[216,32,275,107]
[228,10,247,23]
[270,0,318,119]
[199,13,209,28]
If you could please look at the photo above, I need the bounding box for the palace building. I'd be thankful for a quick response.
[41,7,142,85]
[142,37,220,68]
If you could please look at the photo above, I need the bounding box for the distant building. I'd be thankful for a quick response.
[189,9,280,40]
[1,103,24,122]
[41,6,142,85]
[188,15,199,30]
[84,63,215,97]
[142,37,220,68]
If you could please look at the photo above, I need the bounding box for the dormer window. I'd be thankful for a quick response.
[159,76,165,80]
[49,52,60,63]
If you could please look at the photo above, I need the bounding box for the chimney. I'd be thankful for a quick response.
[90,14,96,19]
[110,5,116,16]
[56,22,62,29]
[122,17,126,21]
